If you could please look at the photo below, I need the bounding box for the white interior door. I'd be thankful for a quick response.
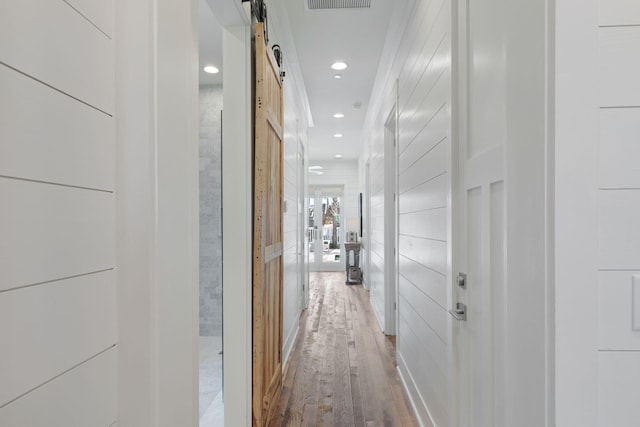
[452,0,507,425]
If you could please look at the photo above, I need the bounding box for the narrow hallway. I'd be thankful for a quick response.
[270,272,418,427]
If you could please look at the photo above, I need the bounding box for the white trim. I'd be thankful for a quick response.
[397,352,435,427]
[222,20,252,427]
[282,324,300,367]
[384,103,397,335]
[116,0,199,425]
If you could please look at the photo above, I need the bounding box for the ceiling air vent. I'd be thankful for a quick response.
[307,0,372,10]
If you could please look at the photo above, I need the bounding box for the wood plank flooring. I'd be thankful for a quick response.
[269,272,419,427]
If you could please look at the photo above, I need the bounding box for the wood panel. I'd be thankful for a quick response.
[398,173,448,214]
[397,310,447,425]
[467,0,507,158]
[392,1,452,425]
[598,27,640,107]
[0,66,114,191]
[597,271,640,350]
[399,73,449,156]
[399,208,447,241]
[398,106,448,174]
[398,0,448,109]
[598,352,640,426]
[0,178,115,291]
[598,189,640,270]
[399,255,447,308]
[0,271,116,406]
[64,0,115,37]
[253,21,284,427]
[399,275,447,342]
[270,272,419,427]
[0,347,117,427]
[0,0,114,114]
[398,235,447,275]
[398,137,449,194]
[599,108,640,189]
[599,0,640,25]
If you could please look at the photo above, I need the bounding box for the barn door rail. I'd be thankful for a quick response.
[242,0,285,81]
[243,0,269,42]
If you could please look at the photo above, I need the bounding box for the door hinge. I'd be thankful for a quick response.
[394,302,397,311]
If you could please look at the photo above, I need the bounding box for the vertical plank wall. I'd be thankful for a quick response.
[0,0,117,426]
[364,0,452,425]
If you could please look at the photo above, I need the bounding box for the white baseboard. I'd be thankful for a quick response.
[282,323,299,368]
[396,350,437,427]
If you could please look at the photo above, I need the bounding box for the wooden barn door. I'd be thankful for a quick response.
[252,21,284,427]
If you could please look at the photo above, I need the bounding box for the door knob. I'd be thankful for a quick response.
[449,302,467,321]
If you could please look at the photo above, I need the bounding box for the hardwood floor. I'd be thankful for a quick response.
[270,272,419,427]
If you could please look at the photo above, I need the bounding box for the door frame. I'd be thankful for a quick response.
[298,139,309,309]
[384,105,398,335]
[364,160,371,290]
[219,2,253,427]
[308,185,346,272]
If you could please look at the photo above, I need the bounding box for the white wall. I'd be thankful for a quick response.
[221,19,253,427]
[280,58,311,366]
[362,0,552,425]
[0,1,117,425]
[117,0,200,426]
[363,0,452,424]
[199,85,224,336]
[367,110,387,331]
[556,0,640,425]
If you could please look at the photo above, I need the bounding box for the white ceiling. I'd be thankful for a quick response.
[282,0,396,161]
[199,0,395,160]
[199,0,223,86]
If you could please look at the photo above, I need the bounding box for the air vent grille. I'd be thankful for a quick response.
[307,0,372,10]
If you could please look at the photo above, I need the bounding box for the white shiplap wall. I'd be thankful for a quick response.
[396,1,451,424]
[267,0,313,366]
[368,123,386,330]
[0,0,116,426]
[363,0,451,425]
[281,77,310,363]
[557,0,640,425]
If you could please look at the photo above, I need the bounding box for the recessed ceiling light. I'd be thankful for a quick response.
[333,113,344,119]
[331,62,348,70]
[203,65,219,74]
[334,74,343,79]
[308,166,324,170]
[333,133,343,138]
[335,154,343,159]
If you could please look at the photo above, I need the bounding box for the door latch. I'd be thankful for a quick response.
[457,272,467,288]
[449,302,467,321]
